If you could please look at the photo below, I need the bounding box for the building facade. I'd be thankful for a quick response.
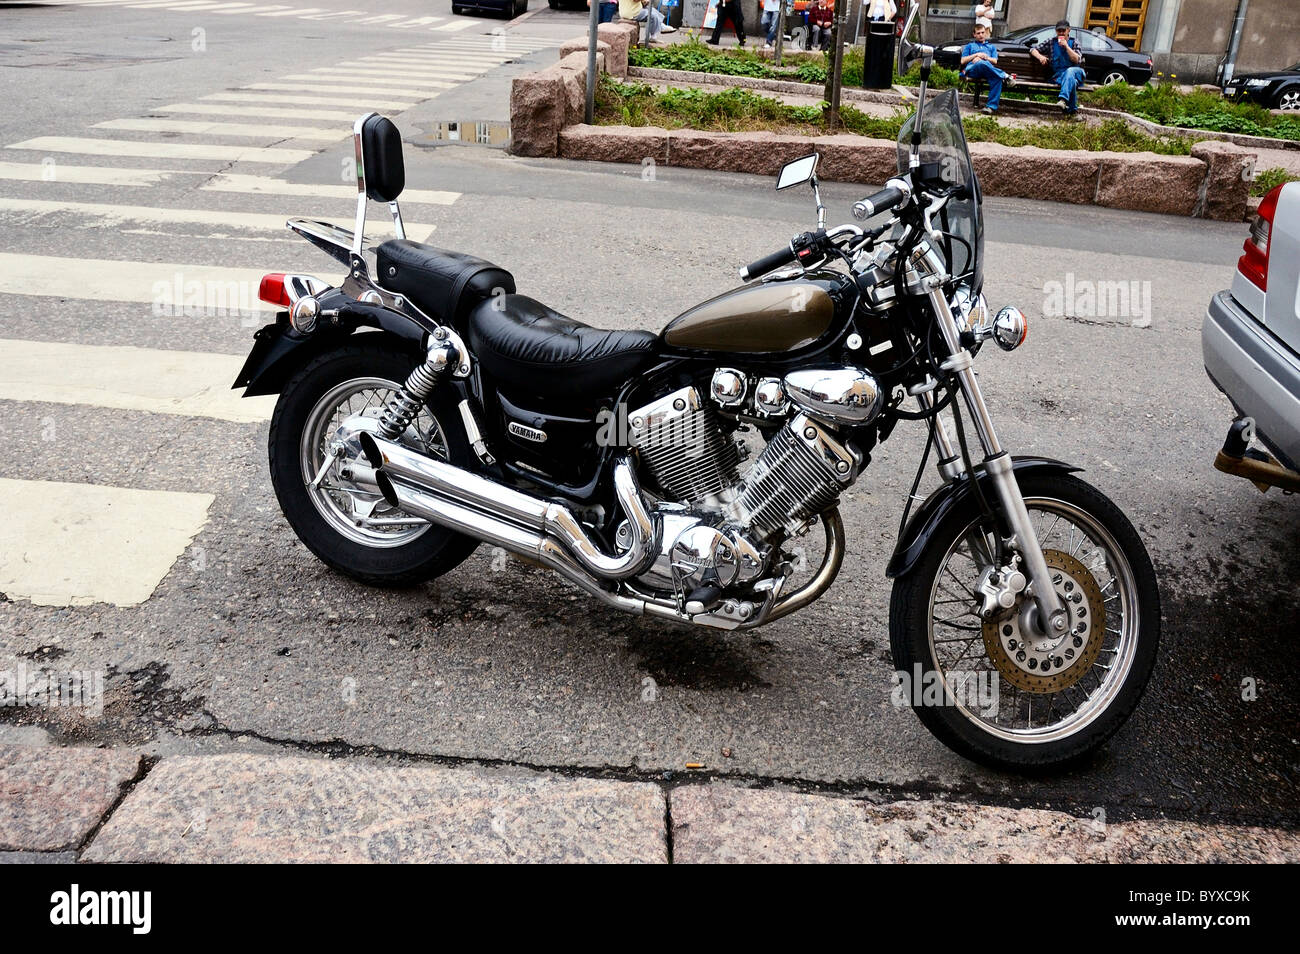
[923,0,1298,84]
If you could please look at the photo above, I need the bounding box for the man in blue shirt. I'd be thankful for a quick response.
[1032,18,1086,115]
[961,19,1015,114]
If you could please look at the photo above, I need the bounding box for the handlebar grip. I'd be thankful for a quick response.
[852,185,905,221]
[739,243,797,282]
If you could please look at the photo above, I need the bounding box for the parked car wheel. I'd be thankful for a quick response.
[1278,86,1300,110]
[1102,70,1127,85]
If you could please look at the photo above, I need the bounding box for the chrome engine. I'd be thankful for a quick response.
[624,370,875,602]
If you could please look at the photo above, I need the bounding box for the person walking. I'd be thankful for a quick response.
[760,0,781,50]
[707,0,746,47]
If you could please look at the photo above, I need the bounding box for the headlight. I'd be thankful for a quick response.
[1246,79,1271,87]
[992,306,1028,351]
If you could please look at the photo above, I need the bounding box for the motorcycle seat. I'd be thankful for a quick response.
[375,239,515,326]
[465,294,659,398]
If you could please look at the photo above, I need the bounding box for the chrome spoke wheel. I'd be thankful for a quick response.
[926,497,1140,744]
[299,377,444,548]
[1279,89,1300,110]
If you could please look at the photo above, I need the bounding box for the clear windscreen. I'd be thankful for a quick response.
[895,89,984,291]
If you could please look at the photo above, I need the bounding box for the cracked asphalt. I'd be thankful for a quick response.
[0,0,1296,832]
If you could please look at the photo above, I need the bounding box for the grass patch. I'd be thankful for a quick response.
[1251,167,1300,197]
[1081,81,1300,141]
[595,77,1193,153]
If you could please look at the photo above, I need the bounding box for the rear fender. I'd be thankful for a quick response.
[232,291,431,397]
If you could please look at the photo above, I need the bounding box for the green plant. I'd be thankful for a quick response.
[1251,167,1299,197]
[1080,80,1299,142]
[594,77,1192,153]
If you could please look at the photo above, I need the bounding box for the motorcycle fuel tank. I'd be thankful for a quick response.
[662,279,835,353]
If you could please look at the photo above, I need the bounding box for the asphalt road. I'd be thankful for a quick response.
[0,0,1296,829]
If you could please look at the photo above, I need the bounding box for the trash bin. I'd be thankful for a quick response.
[598,0,618,23]
[863,19,896,90]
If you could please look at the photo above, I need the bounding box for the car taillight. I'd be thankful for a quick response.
[258,272,290,307]
[1238,185,1281,291]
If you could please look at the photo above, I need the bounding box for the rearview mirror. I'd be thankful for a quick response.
[897,2,923,74]
[777,153,819,191]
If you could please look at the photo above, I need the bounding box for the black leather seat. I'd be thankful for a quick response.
[376,240,515,327]
[465,294,659,398]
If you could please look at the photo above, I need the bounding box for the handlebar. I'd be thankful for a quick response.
[852,186,905,221]
[739,243,799,281]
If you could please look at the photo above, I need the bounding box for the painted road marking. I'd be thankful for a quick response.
[6,137,314,164]
[0,339,279,423]
[0,197,435,241]
[200,173,460,205]
[0,478,215,607]
[94,118,348,140]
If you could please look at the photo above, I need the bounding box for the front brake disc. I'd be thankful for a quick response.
[982,549,1106,693]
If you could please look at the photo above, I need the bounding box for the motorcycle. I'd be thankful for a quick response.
[235,7,1159,771]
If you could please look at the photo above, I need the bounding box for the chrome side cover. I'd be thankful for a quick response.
[782,367,884,425]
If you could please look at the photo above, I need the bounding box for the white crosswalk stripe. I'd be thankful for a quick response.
[0,478,215,607]
[0,198,437,242]
[7,136,317,165]
[93,118,349,141]
[200,92,417,110]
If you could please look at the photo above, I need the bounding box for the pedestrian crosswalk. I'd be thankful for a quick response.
[36,0,500,32]
[0,29,558,607]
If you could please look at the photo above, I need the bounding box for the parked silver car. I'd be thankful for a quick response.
[1202,182,1300,493]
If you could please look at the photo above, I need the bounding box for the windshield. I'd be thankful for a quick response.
[896,89,984,291]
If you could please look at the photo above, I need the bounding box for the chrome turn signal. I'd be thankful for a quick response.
[991,306,1028,352]
[290,295,320,334]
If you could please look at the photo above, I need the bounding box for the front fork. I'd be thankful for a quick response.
[913,253,1070,638]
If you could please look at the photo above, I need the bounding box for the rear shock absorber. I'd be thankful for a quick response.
[377,336,459,440]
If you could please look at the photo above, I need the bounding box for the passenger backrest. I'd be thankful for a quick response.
[358,114,405,203]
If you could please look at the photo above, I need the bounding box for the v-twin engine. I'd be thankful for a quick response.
[626,385,859,598]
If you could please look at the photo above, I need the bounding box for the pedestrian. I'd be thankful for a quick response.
[1031,18,1086,115]
[808,0,833,52]
[865,0,895,21]
[961,17,1015,114]
[707,0,746,47]
[619,0,667,43]
[760,0,781,50]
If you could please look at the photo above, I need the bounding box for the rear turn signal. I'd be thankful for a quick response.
[1238,184,1281,291]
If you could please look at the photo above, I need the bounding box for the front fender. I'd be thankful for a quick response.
[885,457,1082,579]
[232,291,432,397]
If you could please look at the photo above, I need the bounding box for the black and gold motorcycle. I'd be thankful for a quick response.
[235,8,1159,771]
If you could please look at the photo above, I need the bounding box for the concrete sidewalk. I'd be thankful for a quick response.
[2,744,1296,863]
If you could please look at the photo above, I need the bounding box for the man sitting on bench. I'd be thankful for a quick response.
[961,18,1015,115]
[1031,18,1086,116]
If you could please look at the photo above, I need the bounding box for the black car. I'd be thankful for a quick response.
[452,0,528,17]
[1223,65,1300,111]
[936,24,1153,86]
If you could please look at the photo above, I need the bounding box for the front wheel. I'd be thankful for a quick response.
[889,472,1160,772]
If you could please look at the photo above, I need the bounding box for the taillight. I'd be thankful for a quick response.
[258,272,290,307]
[1238,185,1281,291]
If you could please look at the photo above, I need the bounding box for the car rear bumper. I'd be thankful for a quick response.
[1203,289,1300,469]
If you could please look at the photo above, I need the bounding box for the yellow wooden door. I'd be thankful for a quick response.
[1084,0,1149,50]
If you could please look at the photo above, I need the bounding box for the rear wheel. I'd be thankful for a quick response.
[889,472,1160,772]
[1102,70,1127,85]
[269,341,478,587]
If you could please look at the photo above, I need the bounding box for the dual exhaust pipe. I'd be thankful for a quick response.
[358,432,661,599]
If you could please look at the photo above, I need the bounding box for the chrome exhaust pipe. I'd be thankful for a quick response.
[374,471,658,616]
[362,434,658,581]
